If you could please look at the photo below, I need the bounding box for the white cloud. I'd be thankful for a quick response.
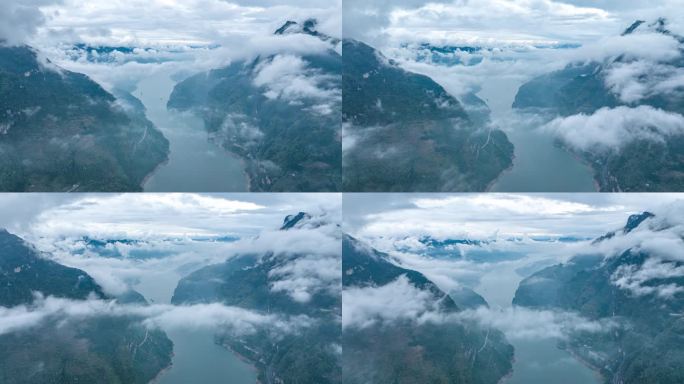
[29,193,265,239]
[0,0,63,45]
[0,293,313,337]
[342,275,616,340]
[455,306,618,340]
[269,253,341,303]
[342,275,441,329]
[543,106,684,152]
[253,54,341,104]
[611,259,684,299]
[604,60,684,103]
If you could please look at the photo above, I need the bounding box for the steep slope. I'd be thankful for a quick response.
[0,230,172,384]
[172,214,342,384]
[342,39,514,192]
[342,235,513,384]
[167,19,341,192]
[0,45,169,191]
[513,19,684,192]
[513,211,684,383]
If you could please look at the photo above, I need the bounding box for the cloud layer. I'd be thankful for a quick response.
[543,106,684,152]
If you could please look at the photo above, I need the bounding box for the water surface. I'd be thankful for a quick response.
[475,260,602,384]
[134,70,248,192]
[478,78,596,192]
[133,260,256,384]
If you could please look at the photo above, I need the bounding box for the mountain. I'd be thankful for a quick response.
[0,45,169,191]
[0,230,173,384]
[172,214,342,384]
[513,212,684,383]
[342,235,513,384]
[167,19,341,192]
[342,39,514,192]
[513,19,684,192]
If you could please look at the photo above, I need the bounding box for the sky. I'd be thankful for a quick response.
[2,0,341,46]
[343,193,684,239]
[0,193,340,238]
[0,0,342,95]
[343,0,684,46]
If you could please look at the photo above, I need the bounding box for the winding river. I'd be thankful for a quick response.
[479,77,597,192]
[134,70,248,192]
[476,263,602,384]
[133,268,256,384]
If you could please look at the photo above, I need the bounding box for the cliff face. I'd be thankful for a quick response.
[0,45,169,192]
[342,235,513,384]
[0,230,173,384]
[342,39,514,192]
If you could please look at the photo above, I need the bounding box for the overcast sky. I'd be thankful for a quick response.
[344,193,684,239]
[1,0,340,47]
[343,0,684,47]
[0,193,341,239]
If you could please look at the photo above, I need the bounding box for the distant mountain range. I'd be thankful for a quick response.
[342,39,514,192]
[513,18,684,192]
[172,213,342,384]
[342,234,513,383]
[0,229,172,383]
[0,45,169,191]
[513,211,684,383]
[168,19,342,192]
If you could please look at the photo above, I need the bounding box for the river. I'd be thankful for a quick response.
[475,262,602,384]
[133,265,256,384]
[478,77,597,192]
[134,70,248,192]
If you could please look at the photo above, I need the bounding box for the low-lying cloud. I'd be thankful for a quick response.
[342,276,616,340]
[543,105,684,151]
[343,275,440,329]
[0,293,313,337]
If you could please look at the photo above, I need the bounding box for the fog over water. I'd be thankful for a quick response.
[475,257,601,384]
[133,266,256,384]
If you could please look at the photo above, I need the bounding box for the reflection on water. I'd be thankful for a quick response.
[134,70,248,192]
[478,78,597,192]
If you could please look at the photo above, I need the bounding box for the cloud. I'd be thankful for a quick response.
[29,194,266,239]
[342,275,444,329]
[455,306,619,340]
[269,253,341,303]
[604,60,684,103]
[0,0,63,45]
[542,106,684,152]
[342,276,616,340]
[351,194,628,240]
[253,54,341,105]
[36,0,340,47]
[0,293,313,337]
[2,193,341,299]
[611,259,684,299]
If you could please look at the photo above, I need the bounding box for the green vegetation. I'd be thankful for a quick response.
[513,22,684,192]
[513,213,684,384]
[343,235,513,384]
[167,23,342,192]
[342,39,514,192]
[0,230,173,384]
[172,231,341,383]
[0,46,169,192]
